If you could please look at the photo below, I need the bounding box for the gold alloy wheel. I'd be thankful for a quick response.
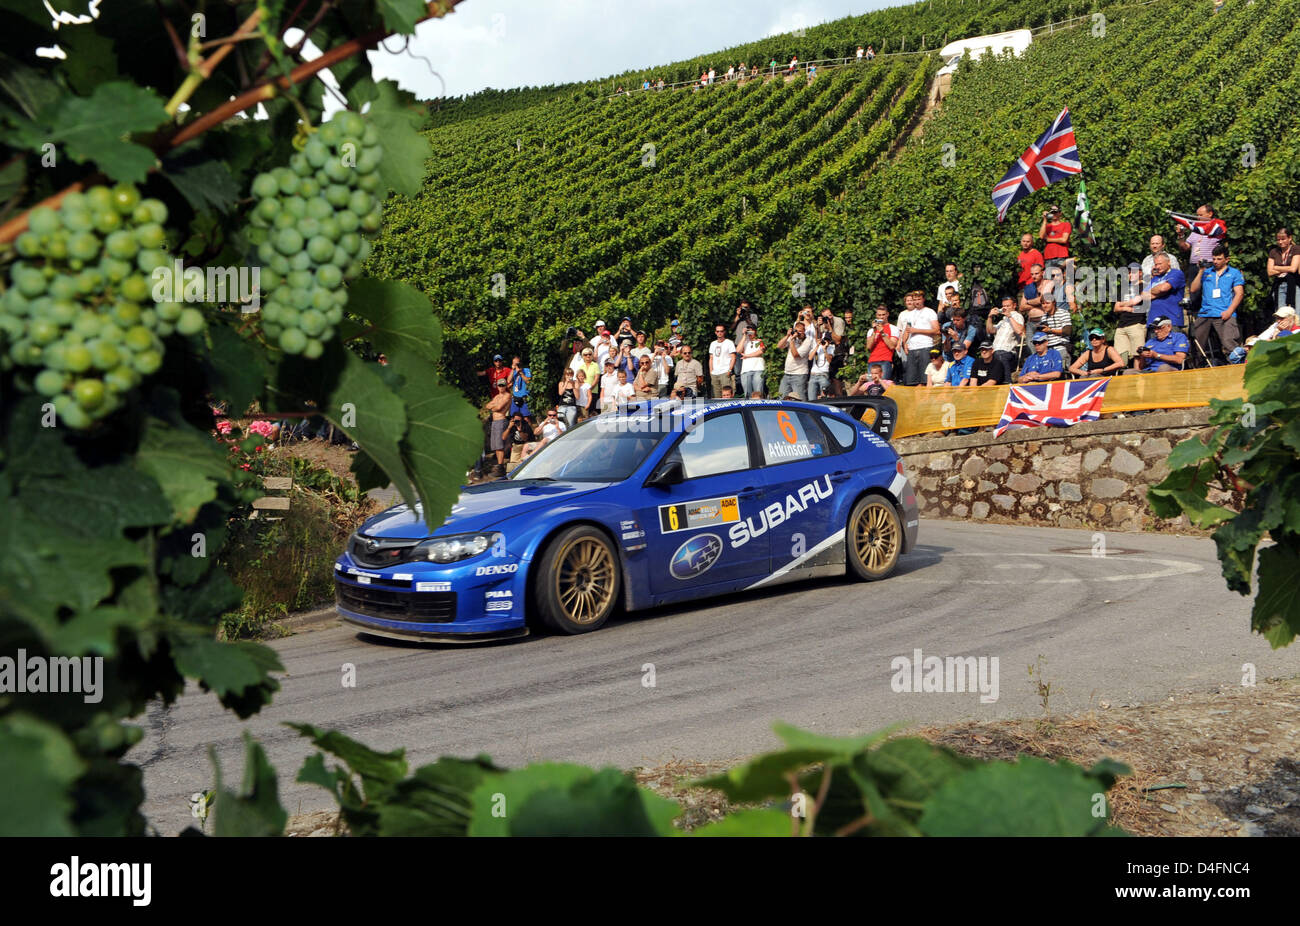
[853,501,900,573]
[553,537,617,625]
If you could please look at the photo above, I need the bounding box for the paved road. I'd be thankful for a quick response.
[135,520,1296,834]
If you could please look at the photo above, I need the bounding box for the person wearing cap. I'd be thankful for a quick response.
[507,356,532,419]
[1069,329,1124,378]
[1258,305,1299,341]
[478,354,510,396]
[591,327,614,368]
[945,342,975,386]
[1039,204,1072,271]
[1188,242,1244,366]
[1132,317,1189,372]
[967,343,1009,386]
[589,320,609,347]
[667,320,683,354]
[923,348,950,387]
[1018,332,1064,382]
[599,360,620,413]
[615,317,637,350]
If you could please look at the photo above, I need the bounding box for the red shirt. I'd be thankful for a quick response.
[1043,221,1072,260]
[484,365,510,389]
[1017,248,1044,287]
[867,324,901,363]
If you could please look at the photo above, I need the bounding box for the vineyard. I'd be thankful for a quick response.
[373,0,1300,400]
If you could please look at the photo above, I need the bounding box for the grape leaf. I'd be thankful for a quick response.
[0,715,85,837]
[376,0,427,36]
[133,416,231,526]
[9,81,167,184]
[348,277,441,362]
[353,78,429,198]
[1253,544,1300,648]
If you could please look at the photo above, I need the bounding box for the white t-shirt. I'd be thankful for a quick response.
[612,382,635,405]
[709,338,737,375]
[540,420,566,441]
[593,337,613,367]
[631,346,652,362]
[810,342,835,375]
[739,339,765,372]
[576,384,592,408]
[904,307,939,351]
[924,361,951,386]
[599,372,618,407]
[568,352,586,372]
[935,280,961,307]
[783,334,814,374]
[991,311,1025,353]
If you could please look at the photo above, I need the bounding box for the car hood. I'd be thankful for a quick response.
[358,480,614,539]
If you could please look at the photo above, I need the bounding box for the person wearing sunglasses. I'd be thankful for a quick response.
[1069,328,1125,378]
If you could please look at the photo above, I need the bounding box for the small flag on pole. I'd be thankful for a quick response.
[991,107,1082,223]
[1075,178,1097,247]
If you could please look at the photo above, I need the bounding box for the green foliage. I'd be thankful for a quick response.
[0,1,481,836]
[1149,336,1300,647]
[287,721,1127,836]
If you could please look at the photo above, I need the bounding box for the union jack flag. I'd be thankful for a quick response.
[991,108,1082,223]
[995,379,1109,436]
[1166,211,1227,239]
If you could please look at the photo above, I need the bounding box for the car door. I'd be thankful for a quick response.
[638,410,769,603]
[748,407,849,579]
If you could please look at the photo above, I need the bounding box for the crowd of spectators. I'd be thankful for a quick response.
[613,43,879,96]
[469,207,1294,476]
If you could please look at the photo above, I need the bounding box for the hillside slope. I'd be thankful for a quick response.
[370,0,1300,396]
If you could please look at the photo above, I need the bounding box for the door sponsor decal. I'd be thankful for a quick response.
[658,495,740,534]
[729,475,833,548]
[669,533,724,580]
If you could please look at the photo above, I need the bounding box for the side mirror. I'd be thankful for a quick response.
[647,459,684,488]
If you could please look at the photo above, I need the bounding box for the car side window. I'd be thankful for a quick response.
[752,409,831,465]
[819,414,856,452]
[666,412,750,480]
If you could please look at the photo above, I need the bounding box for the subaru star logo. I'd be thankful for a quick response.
[669,533,723,580]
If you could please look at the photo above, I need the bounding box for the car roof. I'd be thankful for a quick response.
[616,397,853,423]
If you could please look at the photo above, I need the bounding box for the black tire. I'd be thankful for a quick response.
[534,525,621,634]
[845,493,902,581]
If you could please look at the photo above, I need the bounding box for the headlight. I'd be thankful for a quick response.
[413,532,501,564]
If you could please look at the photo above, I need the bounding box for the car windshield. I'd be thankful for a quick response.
[509,421,663,482]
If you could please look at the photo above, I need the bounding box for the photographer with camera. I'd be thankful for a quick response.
[808,326,836,399]
[864,305,900,382]
[987,295,1025,377]
[1129,316,1189,373]
[777,320,815,398]
[737,325,766,398]
[732,300,760,346]
[652,341,675,397]
[1039,204,1072,272]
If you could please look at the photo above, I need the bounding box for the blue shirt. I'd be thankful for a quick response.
[1141,332,1190,372]
[1020,348,1063,378]
[1150,268,1185,327]
[946,355,974,385]
[1197,265,1245,319]
[511,367,531,398]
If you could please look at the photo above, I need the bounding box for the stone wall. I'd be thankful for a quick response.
[893,409,1221,532]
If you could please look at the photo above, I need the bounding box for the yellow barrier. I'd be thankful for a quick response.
[884,365,1246,438]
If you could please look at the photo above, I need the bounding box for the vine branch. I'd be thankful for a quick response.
[0,1,462,245]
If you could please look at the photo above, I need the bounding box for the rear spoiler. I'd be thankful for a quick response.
[814,395,899,441]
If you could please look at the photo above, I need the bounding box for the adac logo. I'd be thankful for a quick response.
[670,533,723,580]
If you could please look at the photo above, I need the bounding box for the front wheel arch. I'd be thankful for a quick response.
[526,520,628,633]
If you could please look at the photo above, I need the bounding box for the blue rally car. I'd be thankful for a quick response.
[333,397,918,642]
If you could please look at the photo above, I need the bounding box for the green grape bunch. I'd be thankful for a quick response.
[0,184,202,429]
[248,109,384,359]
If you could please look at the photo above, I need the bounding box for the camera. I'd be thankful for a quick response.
[564,325,579,340]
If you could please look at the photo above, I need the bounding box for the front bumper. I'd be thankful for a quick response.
[333,551,528,641]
